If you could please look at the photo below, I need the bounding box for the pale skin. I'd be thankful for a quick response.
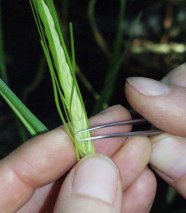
[1,64,186,212]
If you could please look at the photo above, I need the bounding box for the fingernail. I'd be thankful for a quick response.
[151,137,186,180]
[127,77,170,96]
[162,63,186,87]
[72,155,119,204]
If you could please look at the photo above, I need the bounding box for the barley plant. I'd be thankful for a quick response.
[0,0,94,160]
[1,0,186,211]
[29,0,94,159]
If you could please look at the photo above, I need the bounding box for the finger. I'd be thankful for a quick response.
[17,182,60,213]
[122,168,156,213]
[0,105,130,212]
[0,127,75,212]
[54,155,122,213]
[125,65,186,198]
[111,136,155,212]
[112,136,151,189]
[150,135,186,199]
[91,105,131,155]
[125,77,186,136]
[150,68,186,198]
[162,63,186,87]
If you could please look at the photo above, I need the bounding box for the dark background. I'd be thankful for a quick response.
[0,0,186,212]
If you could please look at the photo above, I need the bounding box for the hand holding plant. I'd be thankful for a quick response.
[0,0,186,211]
[0,106,156,212]
[0,65,186,211]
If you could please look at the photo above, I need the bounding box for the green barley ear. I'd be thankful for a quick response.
[30,0,94,160]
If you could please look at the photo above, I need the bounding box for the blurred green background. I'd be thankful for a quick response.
[0,0,186,212]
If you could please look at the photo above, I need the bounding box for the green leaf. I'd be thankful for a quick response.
[0,2,8,83]
[0,79,48,135]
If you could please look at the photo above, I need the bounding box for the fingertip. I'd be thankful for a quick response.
[126,77,170,96]
[162,63,186,87]
[125,77,186,136]
[90,105,132,156]
[90,104,131,124]
[122,168,157,213]
[113,136,152,189]
[150,136,186,181]
[124,78,147,114]
[54,154,122,213]
[150,135,186,198]
[72,154,120,204]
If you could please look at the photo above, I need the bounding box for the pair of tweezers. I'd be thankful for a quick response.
[78,118,162,142]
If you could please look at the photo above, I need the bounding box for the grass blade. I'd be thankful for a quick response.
[0,2,8,83]
[92,0,127,114]
[92,5,142,115]
[0,79,48,135]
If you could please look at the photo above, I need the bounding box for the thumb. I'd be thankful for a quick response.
[125,64,186,198]
[125,73,186,137]
[54,155,122,213]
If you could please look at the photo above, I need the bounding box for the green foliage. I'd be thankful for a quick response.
[0,2,8,83]
[0,79,48,135]
[30,0,94,159]
[92,0,127,114]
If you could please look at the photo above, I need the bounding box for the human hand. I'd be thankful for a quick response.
[0,105,156,213]
[125,63,186,199]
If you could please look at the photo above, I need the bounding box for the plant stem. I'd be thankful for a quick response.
[92,0,127,114]
[0,2,8,83]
